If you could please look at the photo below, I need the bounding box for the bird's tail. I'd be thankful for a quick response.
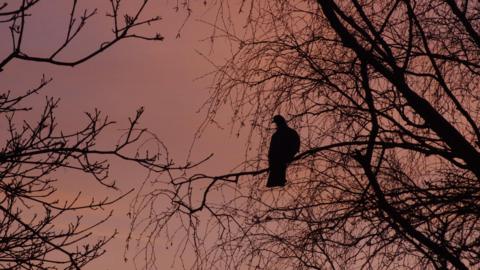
[266,163,287,187]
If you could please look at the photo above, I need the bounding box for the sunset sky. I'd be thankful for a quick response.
[6,0,480,269]
[0,1,247,269]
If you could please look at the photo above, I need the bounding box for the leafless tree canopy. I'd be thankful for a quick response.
[130,0,480,269]
[0,1,192,269]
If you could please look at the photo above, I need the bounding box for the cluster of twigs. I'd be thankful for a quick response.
[129,1,480,269]
[0,1,195,269]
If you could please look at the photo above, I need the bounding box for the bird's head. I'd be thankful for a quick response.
[272,115,287,128]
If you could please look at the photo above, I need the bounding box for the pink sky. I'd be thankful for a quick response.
[0,1,247,269]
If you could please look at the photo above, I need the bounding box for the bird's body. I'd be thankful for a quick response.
[267,115,300,187]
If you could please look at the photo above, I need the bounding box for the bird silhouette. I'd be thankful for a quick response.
[267,115,300,187]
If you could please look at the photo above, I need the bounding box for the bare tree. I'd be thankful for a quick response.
[0,1,194,269]
[130,0,480,269]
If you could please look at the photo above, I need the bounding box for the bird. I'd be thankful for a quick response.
[267,115,300,187]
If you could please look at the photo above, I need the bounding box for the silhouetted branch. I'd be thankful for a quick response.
[0,0,162,71]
